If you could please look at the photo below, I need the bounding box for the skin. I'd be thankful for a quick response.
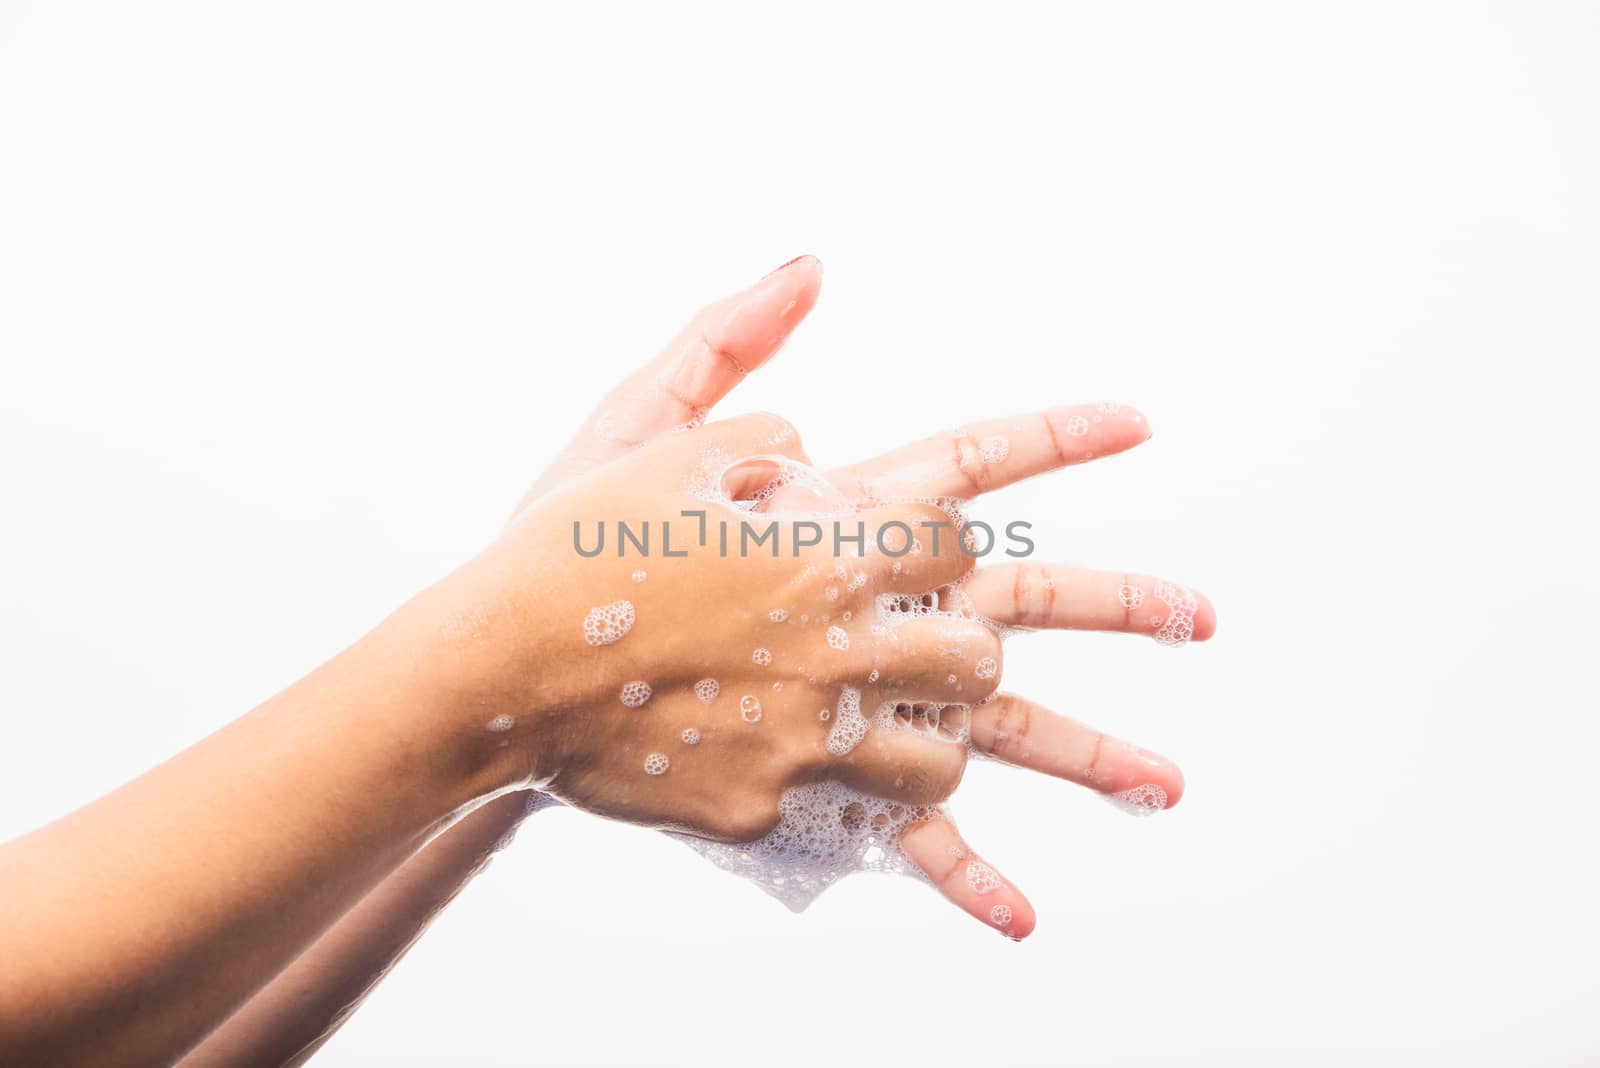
[0,257,1216,1067]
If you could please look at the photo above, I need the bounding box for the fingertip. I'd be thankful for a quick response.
[1046,402,1153,465]
[1123,404,1153,443]
[1190,591,1218,641]
[759,254,823,321]
[766,253,823,280]
[1113,743,1185,811]
[986,891,1037,941]
[699,257,824,376]
[1163,762,1186,809]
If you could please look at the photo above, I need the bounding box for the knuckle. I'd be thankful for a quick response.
[973,625,1004,666]
[750,411,800,452]
[902,743,967,803]
[936,746,969,797]
[719,798,782,842]
[1040,410,1071,464]
[696,328,747,375]
[950,431,993,494]
[982,694,1030,761]
[1009,563,1057,626]
[1085,731,1109,785]
[849,467,877,505]
[923,829,970,884]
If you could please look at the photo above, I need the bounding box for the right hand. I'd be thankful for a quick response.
[451,256,1214,938]
[461,412,1002,841]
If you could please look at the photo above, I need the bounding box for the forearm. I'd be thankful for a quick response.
[0,594,524,1066]
[176,791,541,1068]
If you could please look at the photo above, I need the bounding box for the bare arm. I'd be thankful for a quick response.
[163,257,1214,1066]
[177,791,542,1068]
[0,258,1214,1067]
[169,258,827,1068]
[0,585,538,1065]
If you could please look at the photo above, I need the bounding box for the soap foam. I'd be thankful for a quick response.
[823,686,867,756]
[671,781,941,912]
[620,681,653,708]
[965,859,1004,894]
[979,436,1010,464]
[582,600,636,646]
[873,700,971,745]
[1152,581,1197,647]
[1108,783,1167,816]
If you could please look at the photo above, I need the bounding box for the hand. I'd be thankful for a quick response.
[456,256,1214,938]
[470,413,996,832]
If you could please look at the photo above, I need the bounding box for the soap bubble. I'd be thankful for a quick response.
[979,436,1010,464]
[1108,784,1167,816]
[824,687,867,756]
[966,860,1004,894]
[582,600,635,646]
[670,781,940,912]
[1153,582,1197,647]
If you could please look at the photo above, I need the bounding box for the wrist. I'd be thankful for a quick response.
[374,546,594,801]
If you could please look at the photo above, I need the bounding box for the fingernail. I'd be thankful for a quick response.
[764,254,815,279]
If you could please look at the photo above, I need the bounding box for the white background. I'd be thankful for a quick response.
[2,2,1597,1064]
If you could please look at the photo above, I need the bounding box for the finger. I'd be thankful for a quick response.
[651,255,822,419]
[826,402,1151,503]
[830,727,968,805]
[688,412,810,466]
[968,693,1184,812]
[522,255,823,505]
[855,617,1002,699]
[851,502,976,594]
[965,563,1217,644]
[719,454,851,509]
[899,817,1036,939]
